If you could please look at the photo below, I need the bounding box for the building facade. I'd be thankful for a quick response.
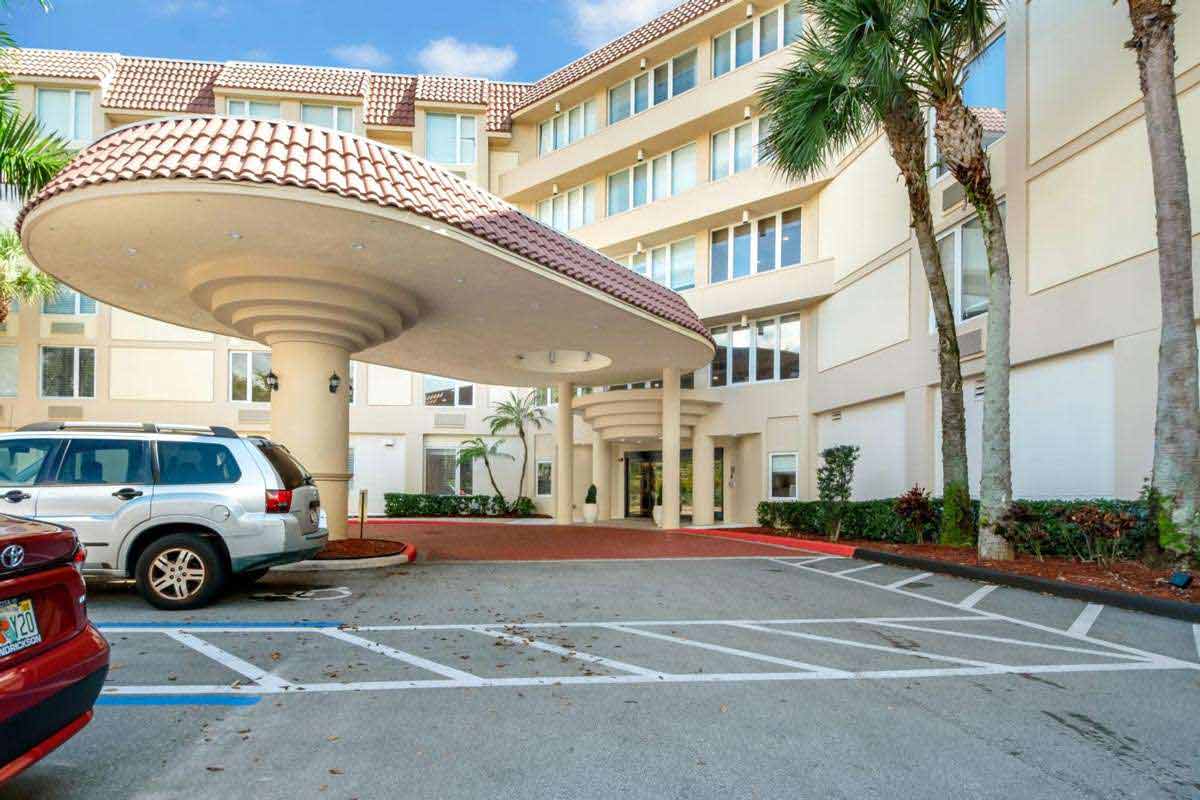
[2,0,1198,523]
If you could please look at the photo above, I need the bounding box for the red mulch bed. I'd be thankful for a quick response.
[734,528,1199,604]
[314,538,410,560]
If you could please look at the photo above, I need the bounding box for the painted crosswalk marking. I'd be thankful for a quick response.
[1067,604,1105,637]
[886,572,935,590]
[958,584,999,609]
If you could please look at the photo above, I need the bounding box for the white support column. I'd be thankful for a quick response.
[592,432,610,521]
[661,367,681,529]
[692,420,715,526]
[270,340,351,540]
[555,381,575,524]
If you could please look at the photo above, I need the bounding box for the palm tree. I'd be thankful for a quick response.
[485,391,550,502]
[0,228,56,324]
[759,0,975,546]
[456,437,515,507]
[1123,0,1197,558]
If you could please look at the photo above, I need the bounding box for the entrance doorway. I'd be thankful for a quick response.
[624,447,723,521]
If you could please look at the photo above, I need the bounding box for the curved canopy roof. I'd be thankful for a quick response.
[18,116,713,386]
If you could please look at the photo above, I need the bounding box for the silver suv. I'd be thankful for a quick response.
[0,422,328,610]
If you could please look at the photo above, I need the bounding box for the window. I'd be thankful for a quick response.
[927,33,1006,178]
[254,440,312,489]
[0,347,16,397]
[347,361,359,405]
[226,99,282,119]
[426,113,476,165]
[936,207,1002,325]
[536,459,552,497]
[0,439,54,486]
[425,446,471,495]
[423,375,473,407]
[539,100,599,154]
[709,313,801,387]
[608,48,698,124]
[712,119,766,180]
[710,207,802,284]
[41,346,94,399]
[158,442,242,485]
[56,439,150,485]
[537,184,597,232]
[301,104,354,133]
[42,287,96,315]
[621,236,695,291]
[712,3,803,78]
[606,143,697,216]
[230,351,272,403]
[769,452,799,499]
[36,88,90,142]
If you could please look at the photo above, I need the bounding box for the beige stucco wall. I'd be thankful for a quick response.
[816,253,910,371]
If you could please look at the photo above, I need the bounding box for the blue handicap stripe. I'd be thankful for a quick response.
[96,620,341,629]
[97,694,262,707]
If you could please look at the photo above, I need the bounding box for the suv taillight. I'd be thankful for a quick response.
[73,543,86,574]
[265,489,293,513]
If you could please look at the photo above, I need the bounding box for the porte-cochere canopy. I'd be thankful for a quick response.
[17,116,713,386]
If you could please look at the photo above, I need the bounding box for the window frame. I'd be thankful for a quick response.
[711,2,803,79]
[768,451,800,500]
[0,345,16,398]
[423,444,473,496]
[39,345,96,400]
[539,99,599,155]
[41,287,97,316]
[535,458,553,497]
[226,98,283,119]
[35,87,91,142]
[228,350,272,404]
[425,112,478,166]
[619,235,697,292]
[422,375,475,408]
[709,206,803,285]
[605,141,697,217]
[711,117,766,181]
[929,202,1005,329]
[607,47,699,125]
[708,313,802,388]
[300,103,355,133]
[536,183,597,232]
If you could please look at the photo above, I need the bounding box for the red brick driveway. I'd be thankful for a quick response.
[360,521,804,562]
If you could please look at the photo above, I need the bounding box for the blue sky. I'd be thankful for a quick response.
[6,1,684,82]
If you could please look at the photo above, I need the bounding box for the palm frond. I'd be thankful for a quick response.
[0,227,56,321]
[0,104,73,202]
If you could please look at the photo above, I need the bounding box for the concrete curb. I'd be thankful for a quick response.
[855,548,1200,624]
[675,528,857,557]
[272,543,418,572]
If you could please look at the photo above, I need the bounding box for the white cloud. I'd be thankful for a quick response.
[568,0,680,49]
[328,43,394,70]
[415,37,517,80]
[242,48,271,62]
[154,0,229,18]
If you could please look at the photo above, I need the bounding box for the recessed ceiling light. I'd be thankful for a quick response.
[350,242,365,251]
[125,247,137,256]
[455,277,465,284]
[228,232,242,240]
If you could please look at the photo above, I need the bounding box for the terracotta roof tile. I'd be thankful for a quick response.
[214,61,369,97]
[18,117,711,344]
[517,0,734,111]
[415,74,489,106]
[486,82,530,133]
[364,73,417,127]
[104,57,220,113]
[3,47,120,80]
[973,106,1006,135]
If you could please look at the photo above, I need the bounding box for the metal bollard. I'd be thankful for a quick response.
[358,489,368,539]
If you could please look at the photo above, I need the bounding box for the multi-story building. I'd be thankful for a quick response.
[2,0,1197,524]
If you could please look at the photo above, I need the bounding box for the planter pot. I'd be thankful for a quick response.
[652,505,663,526]
[583,503,599,524]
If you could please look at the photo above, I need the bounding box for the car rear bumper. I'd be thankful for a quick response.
[0,624,109,784]
[232,527,327,572]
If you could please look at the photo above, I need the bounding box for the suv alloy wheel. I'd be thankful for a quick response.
[134,534,226,610]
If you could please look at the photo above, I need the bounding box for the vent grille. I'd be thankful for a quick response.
[434,412,467,429]
[48,405,84,420]
[238,408,270,425]
[49,322,86,335]
[974,381,986,399]
[831,410,842,422]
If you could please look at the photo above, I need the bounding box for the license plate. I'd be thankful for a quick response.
[0,598,41,657]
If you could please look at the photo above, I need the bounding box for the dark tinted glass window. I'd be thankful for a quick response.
[255,441,311,490]
[0,438,56,486]
[57,439,150,485]
[158,442,242,485]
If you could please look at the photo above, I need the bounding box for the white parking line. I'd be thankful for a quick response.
[1195,625,1200,660]
[866,620,1145,661]
[466,626,666,678]
[602,623,852,676]
[164,630,292,690]
[321,627,485,685]
[886,572,934,590]
[1067,604,1105,637]
[731,623,1005,670]
[833,563,882,577]
[958,584,999,609]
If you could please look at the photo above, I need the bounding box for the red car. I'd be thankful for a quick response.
[0,513,109,785]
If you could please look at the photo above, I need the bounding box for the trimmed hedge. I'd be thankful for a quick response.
[757,497,1151,560]
[384,493,537,518]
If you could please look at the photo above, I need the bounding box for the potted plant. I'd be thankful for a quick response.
[583,484,599,523]
[652,483,664,527]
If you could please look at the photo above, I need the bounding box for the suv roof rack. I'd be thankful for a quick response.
[17,421,240,439]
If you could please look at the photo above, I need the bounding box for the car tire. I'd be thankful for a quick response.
[135,534,226,610]
[232,567,270,587]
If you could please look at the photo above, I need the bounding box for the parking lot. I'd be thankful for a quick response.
[5,540,1199,799]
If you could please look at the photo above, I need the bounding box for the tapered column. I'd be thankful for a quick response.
[661,367,681,529]
[555,381,575,524]
[692,421,715,526]
[269,340,351,540]
[592,432,610,521]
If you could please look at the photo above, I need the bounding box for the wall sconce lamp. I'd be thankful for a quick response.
[265,371,280,392]
[329,372,342,394]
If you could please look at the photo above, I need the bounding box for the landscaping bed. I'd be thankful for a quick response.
[314,538,411,560]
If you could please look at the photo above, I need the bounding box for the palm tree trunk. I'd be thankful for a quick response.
[480,452,506,508]
[1127,0,1199,557]
[883,101,974,546]
[517,426,529,500]
[934,94,1014,560]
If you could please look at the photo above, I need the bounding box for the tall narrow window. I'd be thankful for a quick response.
[711,130,731,180]
[632,163,649,207]
[710,229,729,284]
[759,9,780,57]
[755,318,777,382]
[784,1,804,43]
[780,208,803,266]
[672,50,697,95]
[732,223,752,279]
[652,63,670,105]
[651,247,668,285]
[734,122,754,172]
[631,252,648,276]
[713,32,733,77]
[735,23,754,68]
[568,105,584,141]
[0,347,16,397]
[779,314,802,380]
[711,328,729,387]
[608,169,631,215]
[960,217,989,319]
[609,84,631,123]
[756,216,777,273]
[634,73,651,114]
[671,143,697,195]
[770,453,799,499]
[536,460,553,496]
[652,154,671,200]
[670,238,695,291]
[730,325,750,384]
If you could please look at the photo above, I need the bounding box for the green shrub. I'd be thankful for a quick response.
[383,493,521,518]
[816,445,859,541]
[585,484,598,504]
[511,496,536,517]
[894,486,938,544]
